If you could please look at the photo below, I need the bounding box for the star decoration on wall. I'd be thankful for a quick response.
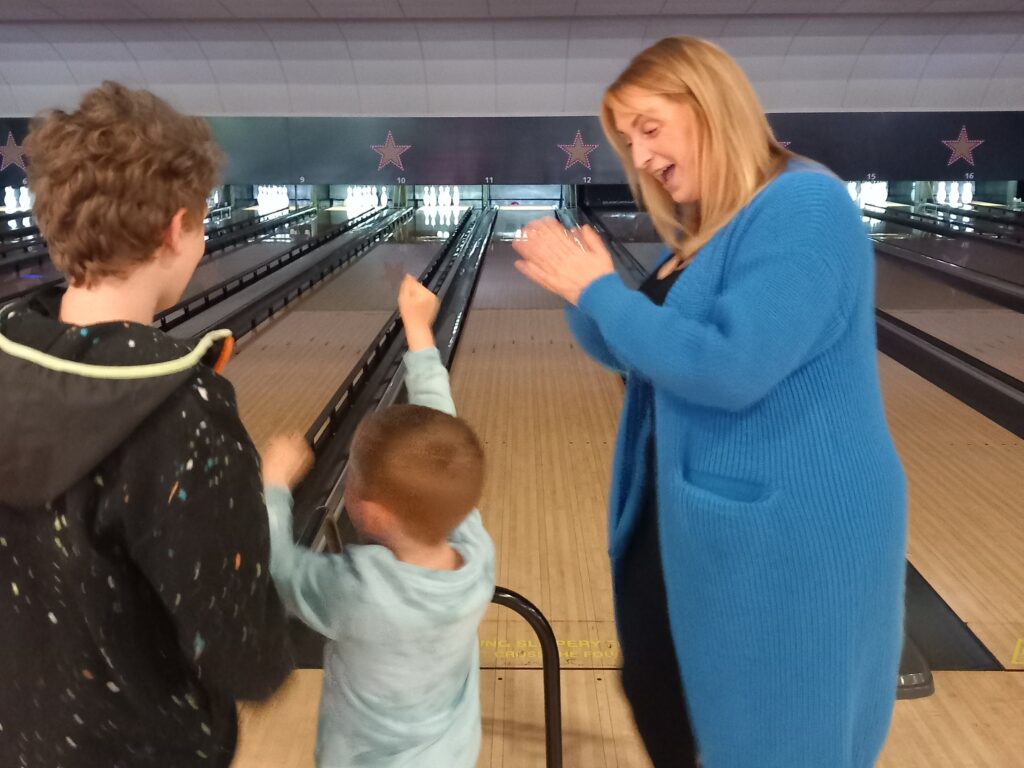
[558,130,599,171]
[0,131,26,173]
[941,126,984,167]
[371,131,412,171]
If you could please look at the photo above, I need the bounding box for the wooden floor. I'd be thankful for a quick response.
[879,354,1024,668]
[233,668,1024,768]
[233,237,1024,767]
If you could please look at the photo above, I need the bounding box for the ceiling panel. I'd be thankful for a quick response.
[0,0,1019,19]
[127,0,233,19]
[1,14,1023,115]
[219,0,319,18]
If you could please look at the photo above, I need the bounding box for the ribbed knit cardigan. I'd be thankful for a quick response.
[567,164,907,767]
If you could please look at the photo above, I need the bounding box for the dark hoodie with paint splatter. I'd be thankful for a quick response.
[0,288,293,768]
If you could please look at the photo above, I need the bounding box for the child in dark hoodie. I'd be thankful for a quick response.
[0,82,296,767]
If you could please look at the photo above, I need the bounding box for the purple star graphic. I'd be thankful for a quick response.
[371,131,412,172]
[558,130,599,171]
[0,131,26,173]
[942,126,984,167]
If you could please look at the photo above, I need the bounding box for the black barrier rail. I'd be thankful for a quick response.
[926,201,1024,230]
[0,232,45,263]
[203,205,318,255]
[206,204,232,221]
[176,208,414,342]
[575,205,647,288]
[492,587,563,767]
[157,207,382,331]
[294,209,486,546]
[0,207,33,225]
[863,205,1024,248]
[873,241,1024,313]
[0,205,316,278]
[876,309,1024,439]
[303,208,475,458]
[0,222,39,242]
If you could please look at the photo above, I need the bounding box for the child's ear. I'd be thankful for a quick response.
[161,208,189,252]
[361,499,394,532]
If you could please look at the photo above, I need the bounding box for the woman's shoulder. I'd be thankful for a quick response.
[759,159,849,206]
[740,160,857,233]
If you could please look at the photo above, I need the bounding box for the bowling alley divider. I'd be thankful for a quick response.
[4,111,1024,187]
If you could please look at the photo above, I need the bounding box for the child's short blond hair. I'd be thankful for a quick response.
[349,404,485,544]
[24,81,223,287]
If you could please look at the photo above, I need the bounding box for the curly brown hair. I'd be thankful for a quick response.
[24,81,223,287]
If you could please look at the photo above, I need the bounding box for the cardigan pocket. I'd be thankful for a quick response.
[676,468,780,521]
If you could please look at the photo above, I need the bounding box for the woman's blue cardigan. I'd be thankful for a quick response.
[567,164,907,767]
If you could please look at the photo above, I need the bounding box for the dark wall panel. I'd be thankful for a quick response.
[4,112,1023,188]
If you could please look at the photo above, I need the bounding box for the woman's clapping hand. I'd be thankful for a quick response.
[511,219,615,306]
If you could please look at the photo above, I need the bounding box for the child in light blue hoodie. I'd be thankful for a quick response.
[262,275,496,768]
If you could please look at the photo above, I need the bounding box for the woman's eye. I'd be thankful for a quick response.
[644,127,658,137]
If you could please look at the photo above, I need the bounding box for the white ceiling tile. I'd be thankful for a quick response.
[640,17,730,44]
[979,73,1024,108]
[308,0,403,19]
[127,0,233,19]
[749,0,845,12]
[576,0,666,14]
[218,0,319,18]
[912,77,992,107]
[286,83,362,114]
[488,0,575,17]
[495,82,567,114]
[755,79,849,111]
[358,82,428,114]
[924,0,1019,10]
[5,85,89,114]
[397,0,490,18]
[837,0,931,11]
[841,79,922,110]
[0,1,61,20]
[658,0,754,14]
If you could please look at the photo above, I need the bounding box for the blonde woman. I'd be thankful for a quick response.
[513,37,907,767]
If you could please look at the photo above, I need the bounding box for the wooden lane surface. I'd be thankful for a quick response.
[879,354,1024,668]
[221,244,436,450]
[231,241,1023,766]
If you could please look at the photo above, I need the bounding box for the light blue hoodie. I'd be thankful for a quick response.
[265,347,496,767]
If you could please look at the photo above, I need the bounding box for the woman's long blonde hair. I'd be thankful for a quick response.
[600,36,792,269]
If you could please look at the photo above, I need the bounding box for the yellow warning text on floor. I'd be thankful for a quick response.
[1012,639,1024,666]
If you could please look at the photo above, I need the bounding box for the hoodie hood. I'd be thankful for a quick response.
[0,287,232,510]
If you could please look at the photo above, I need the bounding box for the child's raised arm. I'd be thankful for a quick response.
[399,275,456,417]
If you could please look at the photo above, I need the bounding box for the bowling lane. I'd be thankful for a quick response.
[182,210,356,299]
[0,209,342,304]
[447,209,645,762]
[452,207,624,662]
[876,254,1024,380]
[865,213,1024,287]
[221,207,450,449]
